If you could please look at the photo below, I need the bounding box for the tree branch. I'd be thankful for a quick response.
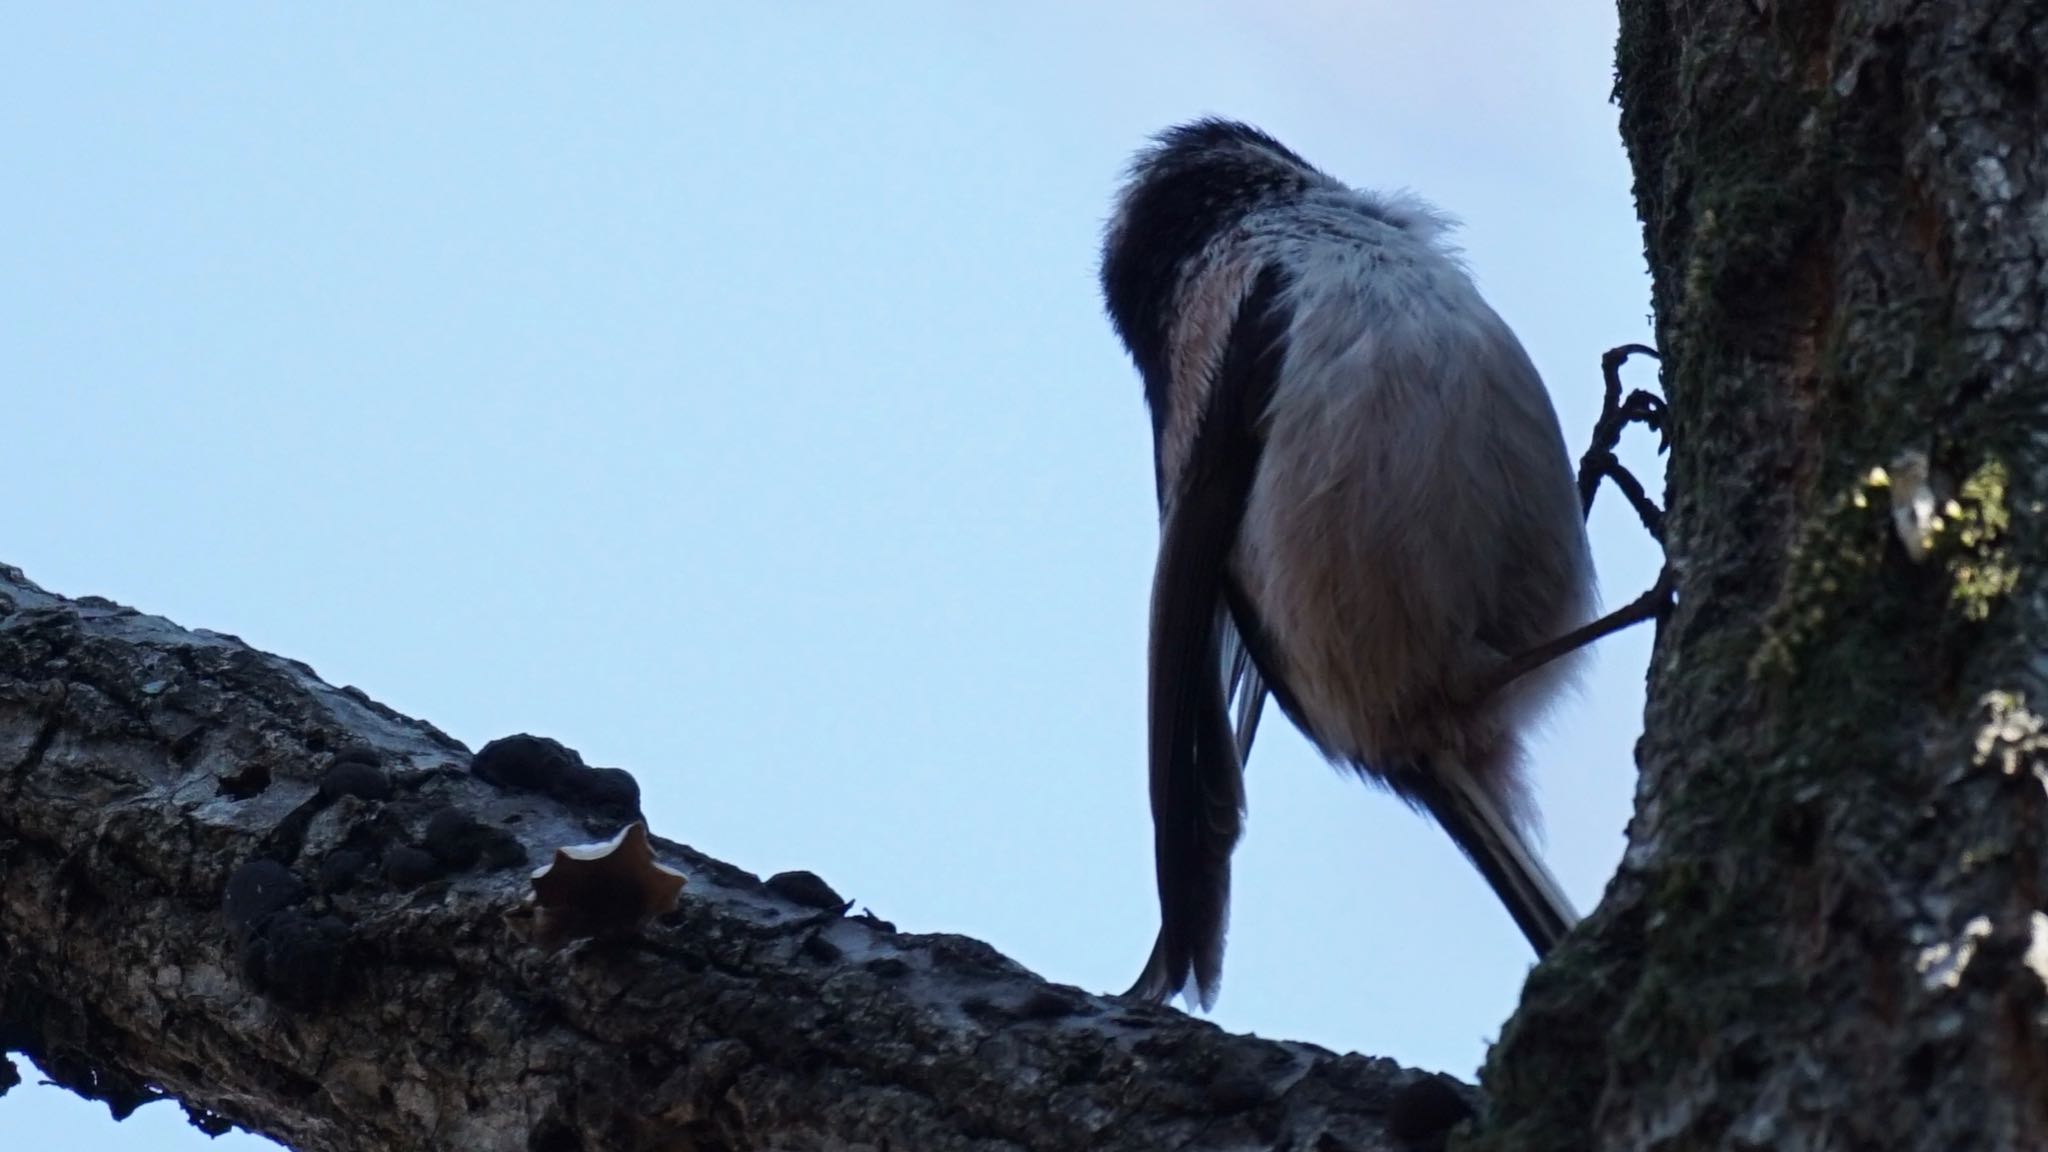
[0,563,1453,1152]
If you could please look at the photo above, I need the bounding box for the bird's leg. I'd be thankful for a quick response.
[1467,565,1677,707]
[1473,343,1676,704]
[1577,344,1667,542]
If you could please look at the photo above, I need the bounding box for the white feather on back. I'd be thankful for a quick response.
[1216,186,1596,818]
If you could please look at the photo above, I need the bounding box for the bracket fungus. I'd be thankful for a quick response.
[526,821,687,945]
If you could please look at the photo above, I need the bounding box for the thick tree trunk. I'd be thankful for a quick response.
[0,564,1448,1151]
[1475,2,2048,1149]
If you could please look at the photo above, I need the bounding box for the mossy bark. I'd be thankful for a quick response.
[1473,2,2048,1148]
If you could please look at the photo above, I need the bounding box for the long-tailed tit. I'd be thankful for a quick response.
[1100,119,1605,1008]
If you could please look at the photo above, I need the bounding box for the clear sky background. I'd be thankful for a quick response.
[2,5,1663,1147]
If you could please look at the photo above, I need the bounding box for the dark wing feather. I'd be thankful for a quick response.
[1127,265,1292,1008]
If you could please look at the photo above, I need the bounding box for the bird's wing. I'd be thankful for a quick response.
[1128,265,1292,1010]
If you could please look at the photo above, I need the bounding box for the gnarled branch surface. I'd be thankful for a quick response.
[0,564,1449,1152]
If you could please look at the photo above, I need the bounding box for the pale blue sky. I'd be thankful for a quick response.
[2,5,1661,1147]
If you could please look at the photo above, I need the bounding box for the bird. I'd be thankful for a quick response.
[1099,118,1600,1009]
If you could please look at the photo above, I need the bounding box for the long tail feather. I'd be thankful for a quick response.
[1410,755,1578,955]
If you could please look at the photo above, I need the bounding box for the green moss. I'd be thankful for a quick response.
[1750,470,1894,682]
[1944,459,2018,621]
[1461,934,1633,1152]
[1748,452,2019,689]
[1682,169,1820,321]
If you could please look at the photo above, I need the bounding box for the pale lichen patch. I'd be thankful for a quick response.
[1917,914,1995,991]
[2026,912,2048,990]
[1879,451,1941,561]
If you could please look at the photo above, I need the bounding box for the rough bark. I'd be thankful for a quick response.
[0,564,1457,1152]
[1473,1,2048,1149]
